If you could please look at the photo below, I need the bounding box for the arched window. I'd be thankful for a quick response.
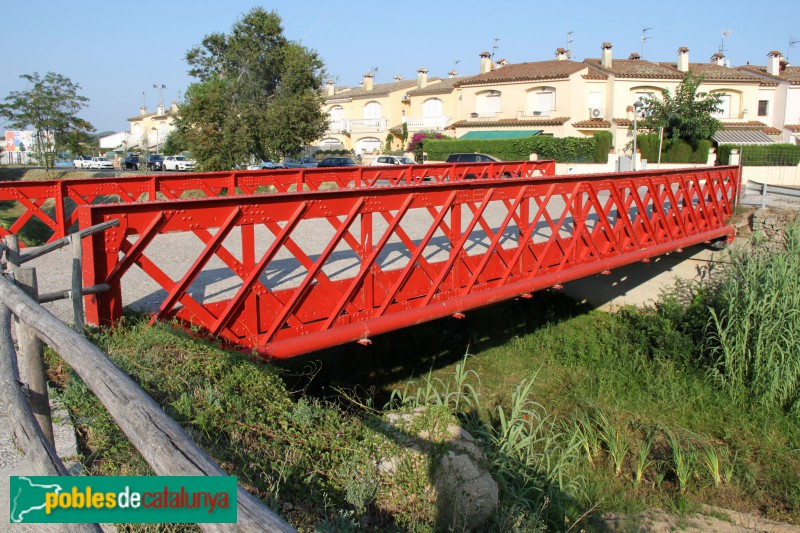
[525,87,555,116]
[423,98,443,117]
[475,91,501,118]
[328,105,345,130]
[363,101,382,127]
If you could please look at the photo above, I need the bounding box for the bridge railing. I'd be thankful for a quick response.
[79,166,738,359]
[0,160,555,246]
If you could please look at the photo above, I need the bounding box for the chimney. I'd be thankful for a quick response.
[416,67,428,89]
[601,42,613,69]
[363,72,374,91]
[170,101,179,113]
[555,47,568,61]
[711,53,725,66]
[448,70,458,78]
[768,51,783,76]
[677,47,690,72]
[480,51,492,74]
[393,74,404,82]
[496,58,509,68]
[325,79,335,97]
[157,103,165,116]
[628,53,641,60]
[139,105,147,116]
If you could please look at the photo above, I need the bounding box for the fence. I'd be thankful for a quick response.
[0,160,555,247]
[0,234,294,531]
[724,144,800,187]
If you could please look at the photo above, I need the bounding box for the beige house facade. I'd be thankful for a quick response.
[318,43,787,156]
[739,51,800,144]
[125,102,179,153]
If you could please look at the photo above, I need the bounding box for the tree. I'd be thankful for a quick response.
[179,8,328,171]
[0,72,95,169]
[162,128,189,156]
[637,73,723,148]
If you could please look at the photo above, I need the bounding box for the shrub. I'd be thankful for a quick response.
[424,136,596,163]
[636,134,710,164]
[716,144,800,166]
[593,131,613,163]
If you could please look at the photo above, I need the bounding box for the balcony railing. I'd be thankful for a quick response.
[405,115,453,130]
[349,118,388,130]
[327,119,348,132]
[517,110,552,119]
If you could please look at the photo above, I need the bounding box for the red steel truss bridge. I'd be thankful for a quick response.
[47,163,739,359]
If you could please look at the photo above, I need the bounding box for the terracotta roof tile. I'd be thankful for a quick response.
[762,126,783,135]
[325,79,419,101]
[457,60,588,86]
[723,121,769,129]
[738,65,800,85]
[447,117,569,129]
[584,58,683,79]
[406,76,468,96]
[613,118,633,126]
[572,119,611,128]
[656,62,765,82]
[785,124,800,132]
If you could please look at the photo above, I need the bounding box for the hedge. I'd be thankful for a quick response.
[593,131,613,164]
[635,134,710,164]
[423,136,598,163]
[716,144,800,166]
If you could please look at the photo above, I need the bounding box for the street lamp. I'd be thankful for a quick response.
[632,100,644,171]
[150,127,159,155]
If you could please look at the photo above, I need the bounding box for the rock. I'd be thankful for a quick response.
[435,451,499,531]
[382,408,499,531]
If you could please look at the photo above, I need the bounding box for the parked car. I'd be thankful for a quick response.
[283,156,318,168]
[123,155,140,170]
[88,157,114,170]
[73,155,92,169]
[371,155,416,166]
[146,154,164,171]
[246,160,285,170]
[445,153,502,164]
[317,157,357,168]
[163,155,195,172]
[445,153,510,180]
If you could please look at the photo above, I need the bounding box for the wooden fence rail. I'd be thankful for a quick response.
[0,275,294,532]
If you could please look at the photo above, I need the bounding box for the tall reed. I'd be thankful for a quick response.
[707,225,800,414]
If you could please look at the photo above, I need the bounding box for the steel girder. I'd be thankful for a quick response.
[79,166,739,359]
[0,161,555,246]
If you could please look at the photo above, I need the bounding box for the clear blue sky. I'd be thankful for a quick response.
[2,0,798,133]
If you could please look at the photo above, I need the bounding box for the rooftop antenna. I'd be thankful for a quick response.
[491,37,500,58]
[789,35,800,63]
[142,91,146,109]
[453,59,461,72]
[566,30,574,59]
[369,66,379,80]
[720,29,733,55]
[153,83,166,106]
[641,27,652,58]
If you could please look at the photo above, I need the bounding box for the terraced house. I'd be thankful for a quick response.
[318,42,791,157]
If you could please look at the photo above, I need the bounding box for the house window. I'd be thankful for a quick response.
[422,98,442,117]
[758,100,769,116]
[328,105,345,130]
[476,91,501,117]
[363,101,382,127]
[713,95,732,119]
[526,88,555,116]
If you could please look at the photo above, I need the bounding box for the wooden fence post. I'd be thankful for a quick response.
[71,234,86,335]
[13,267,55,448]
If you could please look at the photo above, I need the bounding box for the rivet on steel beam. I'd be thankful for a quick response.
[601,270,611,275]
[452,312,465,319]
[357,338,372,346]
[552,284,563,290]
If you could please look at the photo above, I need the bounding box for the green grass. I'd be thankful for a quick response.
[37,227,800,530]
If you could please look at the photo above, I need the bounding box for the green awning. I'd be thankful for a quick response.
[459,130,542,140]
